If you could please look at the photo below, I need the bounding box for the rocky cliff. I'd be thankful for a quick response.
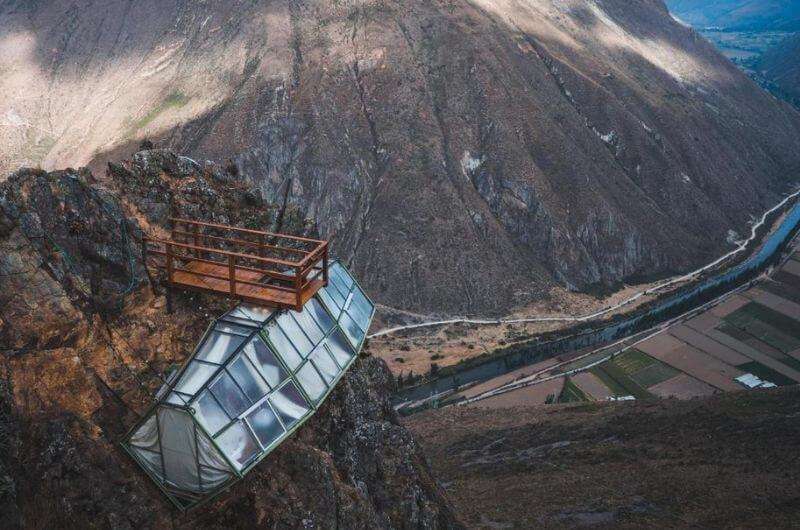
[3,0,800,314]
[0,153,462,529]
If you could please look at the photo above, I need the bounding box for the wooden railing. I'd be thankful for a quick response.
[142,219,328,310]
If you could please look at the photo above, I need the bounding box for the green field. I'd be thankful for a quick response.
[736,361,797,387]
[130,91,190,132]
[558,378,590,403]
[591,362,654,400]
[777,355,800,374]
[760,278,800,306]
[631,363,681,388]
[613,349,654,374]
[611,349,680,388]
[724,302,800,353]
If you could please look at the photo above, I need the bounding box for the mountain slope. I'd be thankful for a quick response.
[666,0,800,30]
[756,34,800,107]
[408,387,800,528]
[2,0,800,314]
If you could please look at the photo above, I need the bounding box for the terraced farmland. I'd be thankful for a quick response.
[454,248,800,408]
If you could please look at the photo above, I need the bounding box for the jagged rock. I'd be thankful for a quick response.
[0,158,463,529]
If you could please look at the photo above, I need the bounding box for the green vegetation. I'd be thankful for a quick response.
[736,361,797,387]
[632,363,681,388]
[558,378,590,403]
[776,355,800,374]
[592,362,654,400]
[613,349,656,374]
[131,91,189,132]
[610,349,679,388]
[21,130,56,166]
[724,302,800,353]
[759,279,800,306]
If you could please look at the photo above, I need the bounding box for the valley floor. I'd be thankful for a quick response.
[372,194,800,378]
[406,386,800,529]
[446,247,800,409]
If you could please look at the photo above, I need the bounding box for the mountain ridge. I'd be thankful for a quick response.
[2,0,800,314]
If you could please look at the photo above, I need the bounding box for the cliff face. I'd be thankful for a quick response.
[3,0,800,313]
[0,154,462,529]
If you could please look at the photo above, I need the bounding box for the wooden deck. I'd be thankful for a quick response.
[143,219,329,311]
[172,260,325,309]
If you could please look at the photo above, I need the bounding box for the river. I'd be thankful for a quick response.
[394,200,800,412]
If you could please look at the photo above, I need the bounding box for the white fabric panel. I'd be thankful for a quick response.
[199,465,232,491]
[163,448,201,492]
[196,427,232,472]
[158,408,196,452]
[195,428,234,490]
[129,414,159,452]
[131,446,163,478]
[157,408,201,492]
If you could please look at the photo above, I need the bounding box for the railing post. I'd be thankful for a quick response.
[141,237,158,296]
[229,254,236,296]
[166,243,174,284]
[322,243,329,286]
[295,265,302,311]
[193,223,200,259]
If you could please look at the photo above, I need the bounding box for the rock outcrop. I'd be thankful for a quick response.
[0,154,462,529]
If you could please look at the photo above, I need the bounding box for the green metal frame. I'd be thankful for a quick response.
[120,259,375,512]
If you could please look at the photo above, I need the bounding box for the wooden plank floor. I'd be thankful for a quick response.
[171,260,323,309]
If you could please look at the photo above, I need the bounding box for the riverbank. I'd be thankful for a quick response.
[393,189,800,413]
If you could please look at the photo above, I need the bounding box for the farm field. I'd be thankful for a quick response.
[453,250,800,409]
